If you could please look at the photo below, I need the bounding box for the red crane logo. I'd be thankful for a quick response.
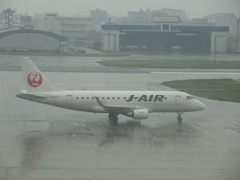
[27,72,43,87]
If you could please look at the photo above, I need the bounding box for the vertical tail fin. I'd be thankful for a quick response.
[20,57,55,93]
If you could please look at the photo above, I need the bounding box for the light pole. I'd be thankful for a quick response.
[214,35,217,64]
[237,19,240,53]
[108,17,111,52]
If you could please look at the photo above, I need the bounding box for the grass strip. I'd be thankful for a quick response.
[162,79,240,103]
[98,60,240,69]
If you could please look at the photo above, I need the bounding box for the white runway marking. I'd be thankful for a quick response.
[150,71,240,75]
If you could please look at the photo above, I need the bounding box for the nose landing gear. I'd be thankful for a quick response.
[177,113,183,122]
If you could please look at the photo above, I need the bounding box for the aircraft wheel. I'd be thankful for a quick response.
[108,113,118,123]
[177,113,182,122]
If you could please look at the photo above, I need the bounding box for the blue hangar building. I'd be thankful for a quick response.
[102,23,229,55]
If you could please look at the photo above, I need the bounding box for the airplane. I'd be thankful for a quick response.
[16,57,206,123]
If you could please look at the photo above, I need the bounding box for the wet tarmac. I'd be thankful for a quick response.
[0,55,240,180]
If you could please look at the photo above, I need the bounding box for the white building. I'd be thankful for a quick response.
[205,13,239,52]
[152,9,188,22]
[90,9,108,24]
[42,14,94,47]
[205,13,238,35]
[128,10,152,22]
[20,15,32,28]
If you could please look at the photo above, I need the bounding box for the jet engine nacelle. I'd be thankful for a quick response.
[127,109,148,119]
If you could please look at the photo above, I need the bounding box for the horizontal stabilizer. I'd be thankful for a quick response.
[16,93,47,100]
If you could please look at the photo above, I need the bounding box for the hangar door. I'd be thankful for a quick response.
[119,31,211,55]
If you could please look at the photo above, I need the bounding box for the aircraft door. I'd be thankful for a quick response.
[66,95,72,105]
[175,95,181,106]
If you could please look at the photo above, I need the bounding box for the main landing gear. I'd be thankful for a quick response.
[108,113,118,123]
[177,113,183,122]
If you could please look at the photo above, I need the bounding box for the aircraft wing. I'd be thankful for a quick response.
[95,97,140,113]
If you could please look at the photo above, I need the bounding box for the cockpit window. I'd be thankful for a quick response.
[187,96,195,100]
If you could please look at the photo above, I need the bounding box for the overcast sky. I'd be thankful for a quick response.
[1,0,240,18]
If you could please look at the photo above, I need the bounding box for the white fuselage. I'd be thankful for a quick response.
[17,90,206,114]
[17,57,206,121]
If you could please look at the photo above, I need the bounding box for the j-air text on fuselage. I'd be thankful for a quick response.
[16,57,206,123]
[126,94,165,102]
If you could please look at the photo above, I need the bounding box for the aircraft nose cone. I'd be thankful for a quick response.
[198,101,206,110]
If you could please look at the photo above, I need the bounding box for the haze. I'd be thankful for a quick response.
[1,0,240,18]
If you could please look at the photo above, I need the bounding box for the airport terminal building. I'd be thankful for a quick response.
[102,23,230,55]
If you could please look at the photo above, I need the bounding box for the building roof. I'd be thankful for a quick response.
[0,29,68,41]
[171,25,229,32]
[102,24,160,31]
[102,24,229,32]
